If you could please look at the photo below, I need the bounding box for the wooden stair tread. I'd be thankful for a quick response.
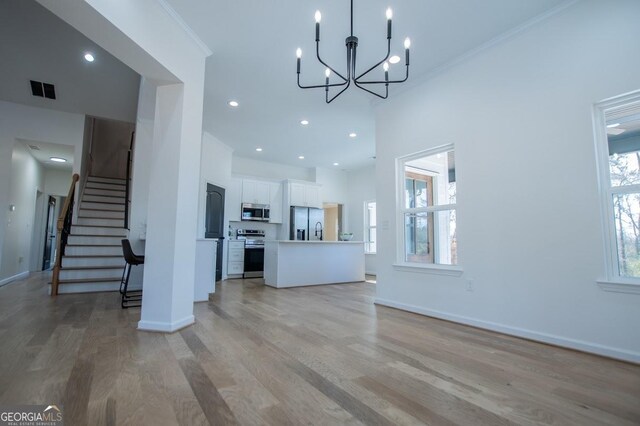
[63,255,123,258]
[72,224,126,229]
[61,265,124,271]
[70,234,124,237]
[80,201,125,205]
[66,244,121,247]
[53,277,122,284]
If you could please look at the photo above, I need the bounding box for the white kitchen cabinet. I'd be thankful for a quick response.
[289,182,322,209]
[242,180,270,205]
[227,240,245,278]
[226,178,243,222]
[269,182,283,223]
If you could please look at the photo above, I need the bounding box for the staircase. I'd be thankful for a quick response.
[52,176,128,294]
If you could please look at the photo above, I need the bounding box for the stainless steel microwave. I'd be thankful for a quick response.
[241,203,270,222]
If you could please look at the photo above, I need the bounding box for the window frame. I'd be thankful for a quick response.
[394,143,462,275]
[593,90,640,293]
[364,200,376,254]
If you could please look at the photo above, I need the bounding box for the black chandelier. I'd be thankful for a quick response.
[296,0,411,103]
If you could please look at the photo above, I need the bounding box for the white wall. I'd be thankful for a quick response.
[314,167,348,205]
[0,101,85,284]
[0,144,45,283]
[347,165,377,275]
[375,0,640,362]
[90,118,135,179]
[233,156,314,181]
[44,168,73,196]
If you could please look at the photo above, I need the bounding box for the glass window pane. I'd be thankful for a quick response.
[404,210,457,265]
[368,202,376,226]
[608,115,640,187]
[405,149,455,206]
[613,192,640,278]
[405,179,414,208]
[609,152,640,187]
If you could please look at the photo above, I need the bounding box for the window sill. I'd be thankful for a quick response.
[365,252,376,256]
[393,263,463,276]
[597,280,640,294]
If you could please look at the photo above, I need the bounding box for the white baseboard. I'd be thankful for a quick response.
[375,298,640,364]
[138,315,195,333]
[0,271,29,287]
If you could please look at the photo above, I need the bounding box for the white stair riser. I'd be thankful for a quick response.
[63,256,125,268]
[78,210,124,219]
[70,226,127,236]
[85,182,126,191]
[60,268,123,280]
[83,194,125,204]
[76,217,125,227]
[87,176,126,185]
[81,202,125,211]
[84,188,126,198]
[68,235,123,245]
[65,245,122,256]
[53,282,125,294]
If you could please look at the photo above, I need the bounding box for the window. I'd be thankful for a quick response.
[397,145,457,266]
[595,92,640,289]
[365,201,376,253]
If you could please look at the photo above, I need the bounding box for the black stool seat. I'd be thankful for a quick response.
[120,239,145,308]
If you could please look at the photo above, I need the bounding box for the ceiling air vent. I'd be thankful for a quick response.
[29,80,56,100]
[28,145,40,151]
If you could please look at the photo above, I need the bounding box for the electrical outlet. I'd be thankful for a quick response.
[466,279,474,292]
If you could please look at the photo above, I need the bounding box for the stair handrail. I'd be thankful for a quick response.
[51,173,79,296]
[124,131,134,230]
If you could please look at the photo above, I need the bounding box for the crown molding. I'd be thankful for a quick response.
[373,0,580,106]
[157,0,212,57]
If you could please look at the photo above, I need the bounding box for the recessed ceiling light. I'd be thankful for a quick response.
[300,120,309,125]
[298,155,305,160]
[228,100,239,107]
[349,132,357,138]
[50,157,67,163]
[607,123,621,128]
[84,53,95,62]
[333,162,339,166]
[256,147,263,152]
[389,55,401,64]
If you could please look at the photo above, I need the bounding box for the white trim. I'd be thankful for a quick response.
[392,263,463,276]
[374,298,640,364]
[138,315,195,333]
[157,0,213,57]
[597,280,640,295]
[0,271,29,287]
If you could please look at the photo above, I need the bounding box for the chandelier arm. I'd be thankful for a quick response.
[316,42,348,82]
[354,80,388,99]
[326,79,352,104]
[354,39,391,82]
[354,65,409,85]
[298,73,349,89]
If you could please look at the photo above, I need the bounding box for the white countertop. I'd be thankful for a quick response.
[268,240,364,244]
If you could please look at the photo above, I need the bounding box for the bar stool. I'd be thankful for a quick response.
[120,239,144,309]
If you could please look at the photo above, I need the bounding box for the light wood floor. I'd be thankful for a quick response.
[0,273,638,425]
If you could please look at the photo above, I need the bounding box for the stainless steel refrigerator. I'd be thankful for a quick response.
[290,207,324,241]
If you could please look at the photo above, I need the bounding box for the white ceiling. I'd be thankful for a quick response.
[166,0,567,170]
[18,139,75,171]
[0,0,140,123]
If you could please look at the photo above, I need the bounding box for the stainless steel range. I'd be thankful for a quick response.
[236,229,265,278]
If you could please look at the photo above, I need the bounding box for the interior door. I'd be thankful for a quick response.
[42,196,56,270]
[205,183,225,281]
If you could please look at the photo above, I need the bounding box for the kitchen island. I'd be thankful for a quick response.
[264,241,365,288]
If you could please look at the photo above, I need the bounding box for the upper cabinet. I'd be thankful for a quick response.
[289,182,322,209]
[242,180,270,205]
[269,182,283,223]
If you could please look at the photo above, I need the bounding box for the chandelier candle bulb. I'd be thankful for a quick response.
[296,48,302,73]
[386,8,392,39]
[315,10,321,41]
[383,61,389,84]
[404,37,411,65]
